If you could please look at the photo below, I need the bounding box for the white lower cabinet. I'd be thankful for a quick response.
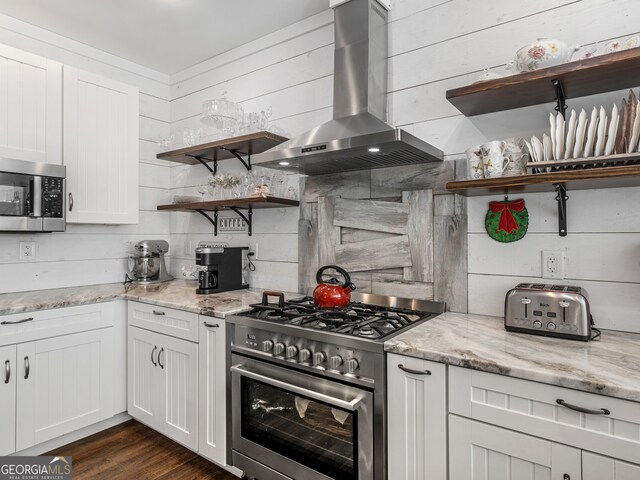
[127,325,198,451]
[449,415,581,480]
[583,451,640,480]
[0,344,16,455]
[198,319,227,465]
[16,328,114,451]
[387,353,447,480]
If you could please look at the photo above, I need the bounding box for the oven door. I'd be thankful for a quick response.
[231,355,373,480]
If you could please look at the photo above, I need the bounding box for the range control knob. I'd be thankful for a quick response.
[329,355,344,370]
[261,340,274,352]
[312,352,326,366]
[286,345,298,359]
[547,322,557,330]
[299,349,311,363]
[273,342,285,356]
[345,358,359,374]
[533,320,542,329]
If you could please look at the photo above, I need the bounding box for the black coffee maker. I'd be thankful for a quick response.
[195,243,250,295]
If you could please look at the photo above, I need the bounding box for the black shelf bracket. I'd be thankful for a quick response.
[228,206,253,236]
[195,209,218,236]
[554,183,569,237]
[187,155,217,175]
[224,148,252,171]
[551,78,568,119]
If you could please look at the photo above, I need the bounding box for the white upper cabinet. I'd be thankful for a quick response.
[0,45,62,164]
[63,66,139,224]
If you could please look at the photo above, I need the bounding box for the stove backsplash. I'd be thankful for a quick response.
[299,163,467,313]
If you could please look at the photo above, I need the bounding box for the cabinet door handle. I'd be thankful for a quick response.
[203,321,219,328]
[68,192,74,212]
[398,364,431,376]
[24,356,30,380]
[4,360,9,384]
[563,474,571,480]
[158,348,164,369]
[1,317,33,325]
[152,310,165,316]
[556,398,610,415]
[150,346,157,366]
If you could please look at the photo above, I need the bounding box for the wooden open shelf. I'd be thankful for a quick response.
[446,48,640,116]
[157,196,299,212]
[446,165,640,196]
[156,131,288,165]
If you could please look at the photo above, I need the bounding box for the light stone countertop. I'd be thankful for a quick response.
[385,311,640,402]
[0,280,299,318]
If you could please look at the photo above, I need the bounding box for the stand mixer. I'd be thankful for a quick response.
[126,240,173,284]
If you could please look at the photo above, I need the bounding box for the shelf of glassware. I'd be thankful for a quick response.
[157,196,299,211]
[155,131,288,172]
[156,196,299,236]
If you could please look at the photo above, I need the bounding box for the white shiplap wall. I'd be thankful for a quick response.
[168,0,640,330]
[0,14,172,293]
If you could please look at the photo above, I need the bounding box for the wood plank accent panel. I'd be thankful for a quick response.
[335,235,412,272]
[317,196,339,267]
[403,190,434,282]
[446,165,640,196]
[334,198,409,234]
[156,131,287,164]
[446,47,640,116]
[434,214,467,313]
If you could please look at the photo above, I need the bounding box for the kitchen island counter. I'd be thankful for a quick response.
[385,311,640,402]
[0,280,298,318]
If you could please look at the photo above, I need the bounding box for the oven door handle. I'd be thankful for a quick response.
[231,364,363,412]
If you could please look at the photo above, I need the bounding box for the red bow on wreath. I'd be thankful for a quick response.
[489,199,526,234]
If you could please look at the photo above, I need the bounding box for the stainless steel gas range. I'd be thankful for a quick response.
[226,291,445,480]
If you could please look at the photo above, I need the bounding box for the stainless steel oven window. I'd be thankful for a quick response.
[240,375,357,479]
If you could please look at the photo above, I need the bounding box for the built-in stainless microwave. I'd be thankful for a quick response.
[0,158,66,232]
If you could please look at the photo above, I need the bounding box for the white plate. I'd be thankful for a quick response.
[564,109,577,159]
[555,112,565,160]
[594,106,607,157]
[543,133,552,162]
[549,113,557,160]
[584,106,599,157]
[604,104,619,156]
[532,135,544,165]
[629,100,640,153]
[573,108,588,159]
[524,139,536,162]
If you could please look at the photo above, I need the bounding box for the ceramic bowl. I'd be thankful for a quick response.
[511,38,580,73]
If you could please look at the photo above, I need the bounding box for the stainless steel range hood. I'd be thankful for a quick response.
[252,0,443,176]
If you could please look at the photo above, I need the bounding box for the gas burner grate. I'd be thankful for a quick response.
[245,296,437,339]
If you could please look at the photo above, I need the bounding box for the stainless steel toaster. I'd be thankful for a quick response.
[504,283,592,341]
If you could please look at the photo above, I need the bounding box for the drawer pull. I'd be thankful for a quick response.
[151,346,158,366]
[203,321,220,328]
[1,317,33,325]
[158,348,164,369]
[24,356,29,380]
[152,310,165,316]
[398,364,431,376]
[4,360,9,384]
[556,398,610,415]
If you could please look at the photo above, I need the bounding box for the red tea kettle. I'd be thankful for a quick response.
[313,265,356,309]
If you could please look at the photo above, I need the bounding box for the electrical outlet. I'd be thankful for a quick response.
[542,250,564,279]
[20,242,37,260]
[183,239,193,256]
[254,243,259,260]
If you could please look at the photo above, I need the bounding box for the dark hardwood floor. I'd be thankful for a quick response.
[46,420,238,480]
